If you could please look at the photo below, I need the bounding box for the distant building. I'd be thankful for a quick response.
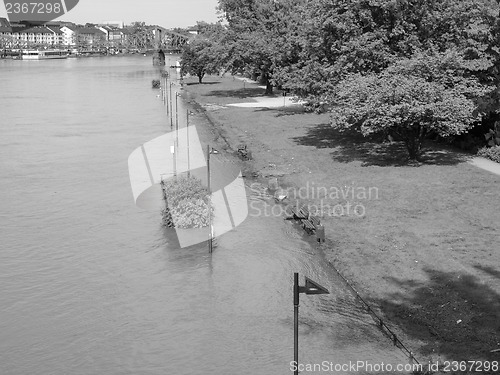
[60,25,106,48]
[101,21,124,29]
[97,25,128,48]
[46,26,64,45]
[0,17,12,35]
[60,25,77,46]
[0,17,11,29]
[0,18,13,49]
[9,26,62,47]
[1,19,112,49]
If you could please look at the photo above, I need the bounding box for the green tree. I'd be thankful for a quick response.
[274,0,498,103]
[330,52,488,160]
[217,0,304,94]
[181,35,221,83]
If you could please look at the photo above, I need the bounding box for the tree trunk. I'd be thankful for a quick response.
[265,80,273,95]
[262,71,273,95]
[406,140,421,160]
[403,123,426,161]
[196,68,206,84]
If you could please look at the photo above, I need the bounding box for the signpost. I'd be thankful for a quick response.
[205,145,220,253]
[175,93,179,148]
[187,110,190,178]
[170,145,176,178]
[293,273,329,375]
[169,82,173,129]
[207,144,212,253]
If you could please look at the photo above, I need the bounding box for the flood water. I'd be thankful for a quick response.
[0,55,412,374]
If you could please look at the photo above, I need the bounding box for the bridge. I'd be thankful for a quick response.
[124,26,193,53]
[152,27,193,53]
[0,25,194,53]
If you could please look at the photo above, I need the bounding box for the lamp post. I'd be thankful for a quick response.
[165,75,169,114]
[293,273,329,375]
[169,82,173,129]
[187,109,190,178]
[207,144,212,253]
[206,145,219,253]
[170,145,176,178]
[162,75,167,104]
[175,93,180,149]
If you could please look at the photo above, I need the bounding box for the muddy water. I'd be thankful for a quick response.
[0,55,411,374]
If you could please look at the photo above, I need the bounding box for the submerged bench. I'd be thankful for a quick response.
[288,205,321,235]
[302,219,316,234]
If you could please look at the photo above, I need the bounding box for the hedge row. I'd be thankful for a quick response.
[161,176,213,229]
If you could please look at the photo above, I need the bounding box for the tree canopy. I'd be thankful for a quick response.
[180,23,226,83]
[331,52,488,159]
[183,0,500,159]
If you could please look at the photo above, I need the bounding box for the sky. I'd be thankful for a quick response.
[0,0,221,28]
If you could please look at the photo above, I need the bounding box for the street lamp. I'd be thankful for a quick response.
[170,145,176,178]
[206,145,219,254]
[175,92,180,149]
[169,82,173,129]
[293,273,329,375]
[187,109,190,177]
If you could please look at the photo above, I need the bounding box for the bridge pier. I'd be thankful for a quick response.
[153,49,165,66]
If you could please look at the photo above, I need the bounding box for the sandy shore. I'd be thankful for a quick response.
[182,74,500,372]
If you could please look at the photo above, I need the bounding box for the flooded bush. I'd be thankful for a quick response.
[161,176,213,228]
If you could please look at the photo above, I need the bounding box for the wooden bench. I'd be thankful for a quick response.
[289,205,307,220]
[302,219,316,234]
[287,205,321,235]
[298,207,309,219]
[310,216,321,228]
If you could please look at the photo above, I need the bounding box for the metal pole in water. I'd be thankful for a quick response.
[169,83,173,129]
[165,77,169,115]
[171,145,176,179]
[207,144,212,254]
[175,93,179,149]
[163,76,166,103]
[294,272,299,375]
[187,109,190,178]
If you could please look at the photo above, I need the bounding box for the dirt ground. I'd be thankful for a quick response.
[182,74,500,374]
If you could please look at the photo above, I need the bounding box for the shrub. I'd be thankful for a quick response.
[161,176,213,229]
[485,121,500,147]
[170,198,212,228]
[477,145,500,163]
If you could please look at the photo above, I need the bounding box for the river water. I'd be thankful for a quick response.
[0,55,412,374]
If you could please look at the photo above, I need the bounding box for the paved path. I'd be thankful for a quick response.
[235,74,500,175]
[468,156,500,177]
[227,96,304,108]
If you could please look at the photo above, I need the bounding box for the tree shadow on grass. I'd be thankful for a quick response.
[206,87,271,99]
[376,268,500,366]
[292,123,468,166]
[253,106,307,117]
[474,265,500,280]
[185,81,220,86]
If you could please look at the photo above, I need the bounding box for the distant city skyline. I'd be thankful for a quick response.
[0,0,221,28]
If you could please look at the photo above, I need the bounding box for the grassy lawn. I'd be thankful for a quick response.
[183,74,500,368]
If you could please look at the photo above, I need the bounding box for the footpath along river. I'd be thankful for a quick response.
[0,55,412,374]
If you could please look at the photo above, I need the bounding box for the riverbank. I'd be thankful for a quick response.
[182,74,500,372]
